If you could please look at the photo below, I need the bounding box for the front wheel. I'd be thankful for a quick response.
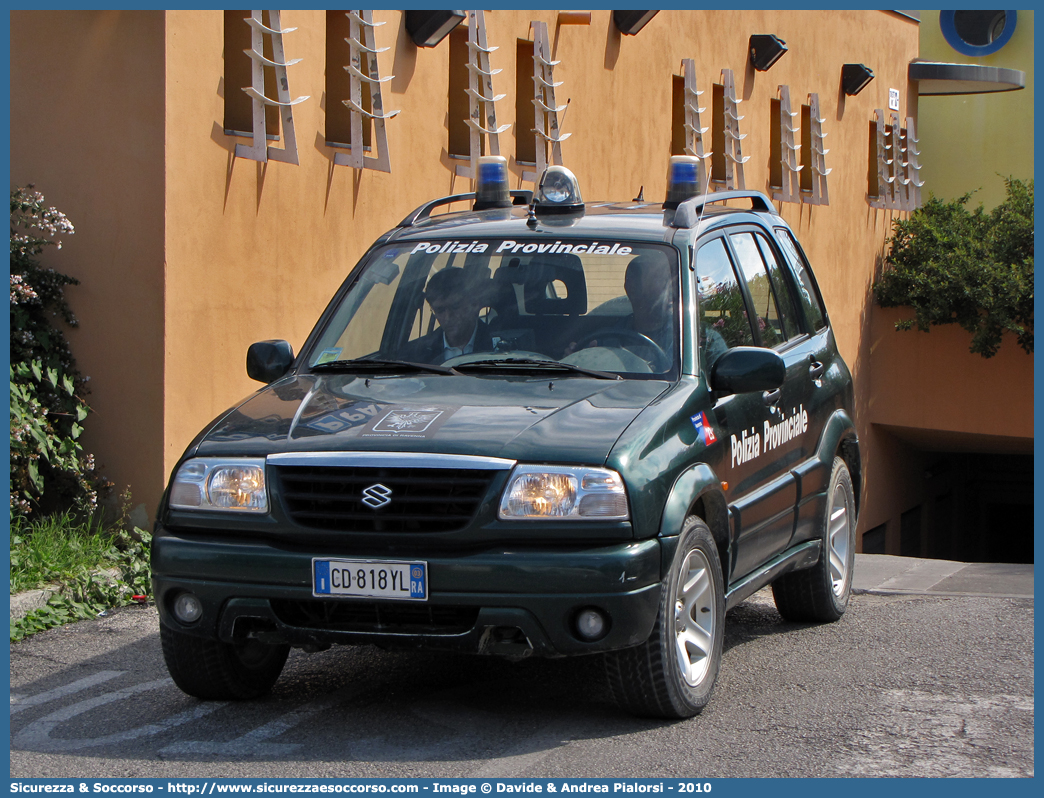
[160,624,290,700]
[772,456,856,622]
[605,517,725,718]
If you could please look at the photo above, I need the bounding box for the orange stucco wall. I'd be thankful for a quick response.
[15,10,921,526]
[10,11,166,520]
[869,307,1033,443]
[859,305,1034,545]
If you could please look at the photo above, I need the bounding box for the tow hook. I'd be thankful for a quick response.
[477,625,534,660]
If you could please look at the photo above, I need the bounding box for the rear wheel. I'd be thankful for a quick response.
[605,517,724,718]
[160,624,289,700]
[772,456,856,622]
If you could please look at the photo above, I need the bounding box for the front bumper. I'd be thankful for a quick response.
[152,531,664,657]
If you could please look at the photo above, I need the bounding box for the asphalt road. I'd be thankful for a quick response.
[9,586,1034,779]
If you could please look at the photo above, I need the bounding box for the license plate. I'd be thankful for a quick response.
[312,558,427,601]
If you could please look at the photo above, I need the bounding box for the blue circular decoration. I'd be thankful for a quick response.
[940,10,1018,56]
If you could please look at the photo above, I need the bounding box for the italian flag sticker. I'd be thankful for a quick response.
[691,411,717,445]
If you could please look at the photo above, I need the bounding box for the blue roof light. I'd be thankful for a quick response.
[664,155,701,209]
[473,155,511,210]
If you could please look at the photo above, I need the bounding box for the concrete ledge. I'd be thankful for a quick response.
[10,588,56,621]
[853,553,1033,599]
[9,567,122,625]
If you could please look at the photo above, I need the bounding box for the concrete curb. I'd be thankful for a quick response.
[9,568,123,625]
[852,588,1033,600]
[9,587,57,621]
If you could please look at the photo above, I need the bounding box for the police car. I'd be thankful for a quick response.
[153,156,860,718]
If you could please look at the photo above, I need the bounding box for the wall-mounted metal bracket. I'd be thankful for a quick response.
[903,116,923,210]
[235,10,309,165]
[772,84,802,204]
[805,93,830,206]
[869,108,921,211]
[680,59,711,195]
[333,10,400,172]
[721,69,749,190]
[528,20,571,182]
[457,10,510,183]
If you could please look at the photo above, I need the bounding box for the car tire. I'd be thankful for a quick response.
[772,456,856,622]
[160,624,290,700]
[605,516,724,718]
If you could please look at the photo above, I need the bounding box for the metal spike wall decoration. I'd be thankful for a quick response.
[458,10,510,182]
[334,10,400,172]
[680,59,711,195]
[235,10,309,164]
[721,69,750,190]
[903,116,924,210]
[890,113,909,210]
[806,93,831,206]
[870,108,894,209]
[773,84,802,204]
[869,109,924,211]
[530,20,571,180]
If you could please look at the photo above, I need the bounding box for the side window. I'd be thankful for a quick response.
[694,237,754,373]
[754,233,800,340]
[728,231,787,347]
[774,228,827,332]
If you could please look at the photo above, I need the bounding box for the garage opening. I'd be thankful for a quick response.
[918,452,1033,564]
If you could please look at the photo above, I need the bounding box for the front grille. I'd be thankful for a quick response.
[271,599,478,635]
[276,465,497,532]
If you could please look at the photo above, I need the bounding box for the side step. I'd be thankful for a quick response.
[725,539,821,611]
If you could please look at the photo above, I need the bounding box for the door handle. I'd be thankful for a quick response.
[809,360,825,379]
[762,388,782,405]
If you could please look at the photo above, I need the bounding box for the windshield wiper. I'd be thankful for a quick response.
[453,357,621,380]
[309,358,461,376]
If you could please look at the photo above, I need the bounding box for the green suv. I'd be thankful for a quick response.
[153,157,860,718]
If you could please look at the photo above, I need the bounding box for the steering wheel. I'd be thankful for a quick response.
[571,328,670,372]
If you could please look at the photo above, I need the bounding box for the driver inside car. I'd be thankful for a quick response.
[400,267,493,364]
[621,251,675,360]
[565,251,675,367]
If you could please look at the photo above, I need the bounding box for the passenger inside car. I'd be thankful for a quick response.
[563,251,676,371]
[621,251,675,360]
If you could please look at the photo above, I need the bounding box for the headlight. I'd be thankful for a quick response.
[498,466,629,520]
[169,458,268,513]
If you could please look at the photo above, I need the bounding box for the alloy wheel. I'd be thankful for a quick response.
[673,548,716,687]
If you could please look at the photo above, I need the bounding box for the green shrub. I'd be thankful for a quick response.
[10,186,109,517]
[873,177,1033,358]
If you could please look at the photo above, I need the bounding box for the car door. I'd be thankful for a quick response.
[771,225,837,542]
[694,231,798,580]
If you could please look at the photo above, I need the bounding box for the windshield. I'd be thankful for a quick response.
[307,238,680,379]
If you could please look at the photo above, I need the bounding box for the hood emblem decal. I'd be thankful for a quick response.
[361,483,393,509]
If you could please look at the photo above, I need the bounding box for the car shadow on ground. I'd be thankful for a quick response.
[9,608,671,767]
[10,595,847,769]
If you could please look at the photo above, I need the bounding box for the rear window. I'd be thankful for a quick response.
[773,228,827,332]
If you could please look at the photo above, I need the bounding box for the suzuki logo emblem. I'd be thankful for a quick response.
[361,483,392,509]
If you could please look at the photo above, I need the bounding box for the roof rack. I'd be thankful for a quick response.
[670,190,777,229]
[397,190,533,228]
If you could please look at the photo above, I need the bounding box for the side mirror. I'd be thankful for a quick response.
[710,346,785,395]
[246,340,295,383]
